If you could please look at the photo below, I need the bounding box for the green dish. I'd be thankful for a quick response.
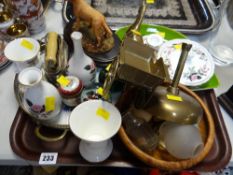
[115,24,219,91]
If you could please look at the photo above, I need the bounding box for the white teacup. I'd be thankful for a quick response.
[69,99,122,163]
[143,34,164,48]
[159,121,204,159]
[4,37,41,71]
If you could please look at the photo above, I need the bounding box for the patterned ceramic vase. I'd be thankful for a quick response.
[68,31,96,87]
[18,67,62,120]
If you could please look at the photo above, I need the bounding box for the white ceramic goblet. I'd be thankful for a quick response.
[69,99,122,163]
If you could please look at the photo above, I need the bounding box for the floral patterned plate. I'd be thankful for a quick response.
[158,39,215,87]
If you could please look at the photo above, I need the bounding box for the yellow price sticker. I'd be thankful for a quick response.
[146,0,155,4]
[96,107,110,121]
[45,96,56,112]
[131,29,141,36]
[167,94,183,102]
[105,64,111,72]
[20,39,34,50]
[56,75,70,87]
[174,44,182,50]
[97,87,104,96]
[96,87,110,99]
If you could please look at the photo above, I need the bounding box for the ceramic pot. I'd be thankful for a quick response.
[18,67,62,121]
[58,75,83,107]
[11,0,45,34]
[68,31,96,87]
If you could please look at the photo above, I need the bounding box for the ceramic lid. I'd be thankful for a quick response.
[58,76,83,96]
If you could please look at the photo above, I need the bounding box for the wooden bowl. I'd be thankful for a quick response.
[118,84,215,171]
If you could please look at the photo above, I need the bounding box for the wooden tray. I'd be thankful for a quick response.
[10,90,231,171]
[218,85,233,119]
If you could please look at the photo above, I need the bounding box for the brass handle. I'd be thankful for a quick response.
[102,58,119,100]
[124,0,148,42]
[167,43,192,95]
[171,43,192,88]
[45,32,58,69]
[35,126,68,142]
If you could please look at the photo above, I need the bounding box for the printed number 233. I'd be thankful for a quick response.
[42,155,54,162]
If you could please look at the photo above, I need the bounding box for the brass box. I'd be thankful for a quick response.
[117,37,169,90]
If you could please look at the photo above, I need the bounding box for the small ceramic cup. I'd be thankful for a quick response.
[4,37,41,71]
[159,121,204,159]
[143,34,164,48]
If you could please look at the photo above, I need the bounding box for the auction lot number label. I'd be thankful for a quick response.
[39,152,58,165]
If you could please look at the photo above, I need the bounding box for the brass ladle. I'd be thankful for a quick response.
[124,0,148,43]
[145,43,203,124]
